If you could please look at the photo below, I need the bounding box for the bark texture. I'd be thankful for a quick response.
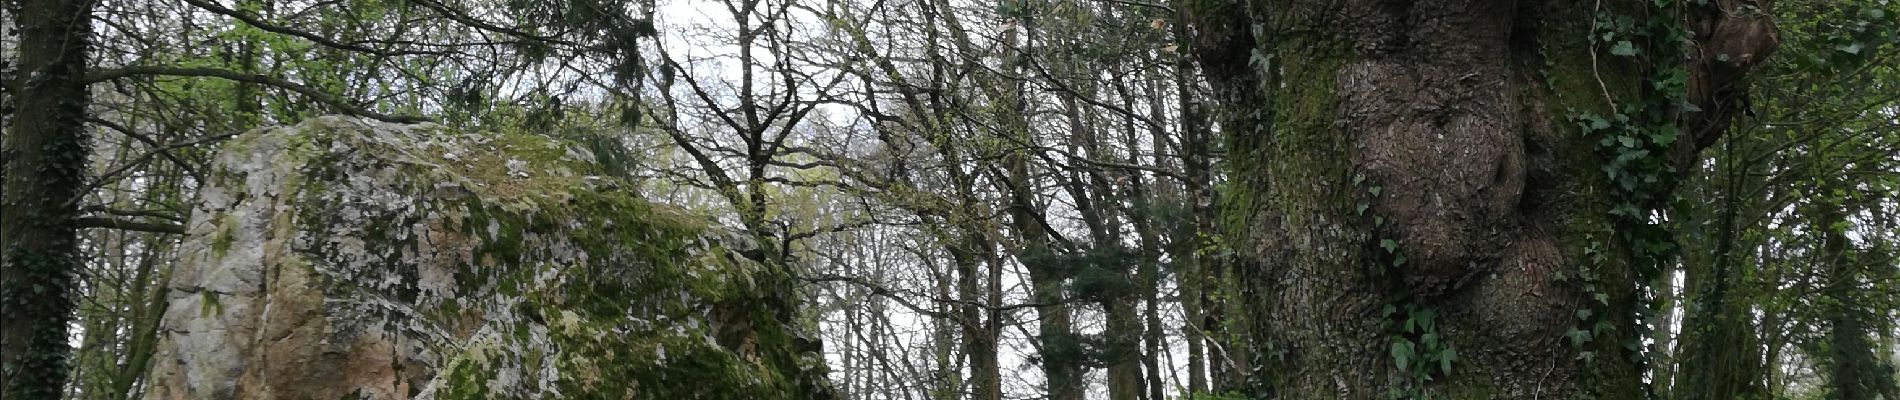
[0,0,95,397]
[1180,0,1777,397]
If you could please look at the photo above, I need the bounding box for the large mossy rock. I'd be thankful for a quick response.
[144,116,830,399]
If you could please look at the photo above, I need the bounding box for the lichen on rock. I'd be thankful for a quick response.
[144,116,831,399]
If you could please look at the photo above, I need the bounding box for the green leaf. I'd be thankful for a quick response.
[1439,348,1457,375]
[1567,328,1593,346]
[1585,115,1611,131]
[1369,186,1384,196]
[1381,239,1399,253]
[1610,40,1639,56]
[1391,341,1415,370]
[1652,128,1680,146]
[1840,42,1866,55]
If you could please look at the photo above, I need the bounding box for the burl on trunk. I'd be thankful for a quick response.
[1180,0,1775,397]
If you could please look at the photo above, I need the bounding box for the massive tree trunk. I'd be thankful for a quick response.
[0,0,95,398]
[1180,0,1776,397]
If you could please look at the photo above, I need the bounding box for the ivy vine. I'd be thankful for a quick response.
[1564,0,1692,389]
[1353,172,1456,399]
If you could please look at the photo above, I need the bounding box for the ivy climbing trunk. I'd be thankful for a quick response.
[0,0,95,398]
[1180,0,1776,397]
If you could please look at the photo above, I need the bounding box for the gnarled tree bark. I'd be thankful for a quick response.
[1179,0,1777,397]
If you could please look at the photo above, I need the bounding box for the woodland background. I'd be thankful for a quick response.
[0,0,1897,399]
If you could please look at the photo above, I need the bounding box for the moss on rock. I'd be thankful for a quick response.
[144,116,830,400]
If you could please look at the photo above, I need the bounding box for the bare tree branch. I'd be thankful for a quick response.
[85,66,428,123]
[76,217,186,235]
[176,0,448,57]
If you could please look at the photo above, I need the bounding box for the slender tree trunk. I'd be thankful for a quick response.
[1817,201,1900,400]
[982,241,1005,400]
[1139,65,1170,400]
[1062,78,1141,400]
[1181,0,1776,397]
[0,0,96,398]
[1672,133,1769,400]
[1004,92,1085,400]
[1166,19,1215,392]
[1006,126,1085,400]
[1104,65,1156,400]
[228,0,266,127]
[952,234,1000,400]
[942,127,1000,400]
[930,251,959,400]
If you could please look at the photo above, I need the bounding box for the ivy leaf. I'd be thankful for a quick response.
[1840,42,1866,55]
[1369,186,1384,196]
[1439,347,1457,375]
[1584,115,1611,131]
[1249,49,1273,69]
[1567,327,1593,346]
[1656,127,1687,145]
[1381,239,1399,253]
[1391,340,1415,370]
[1610,40,1639,56]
